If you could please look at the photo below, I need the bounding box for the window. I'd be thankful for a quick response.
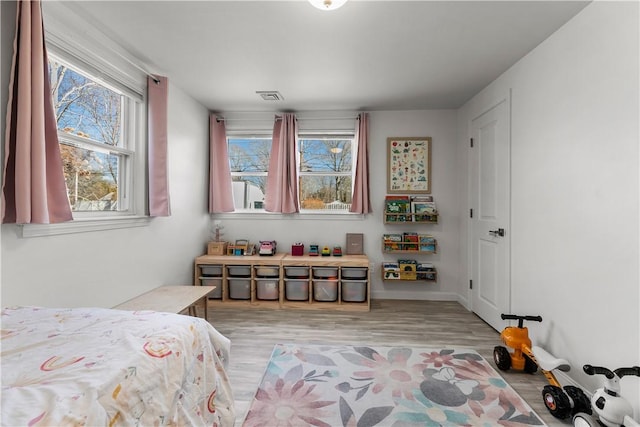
[49,54,140,215]
[299,135,353,211]
[228,134,271,210]
[227,132,355,212]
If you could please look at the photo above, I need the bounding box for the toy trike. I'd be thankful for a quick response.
[494,313,591,420]
[572,364,640,427]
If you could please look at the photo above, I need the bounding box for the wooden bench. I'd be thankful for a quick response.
[113,285,215,322]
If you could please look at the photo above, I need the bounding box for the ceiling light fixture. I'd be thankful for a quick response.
[308,0,348,12]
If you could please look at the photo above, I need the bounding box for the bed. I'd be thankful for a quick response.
[1,306,235,426]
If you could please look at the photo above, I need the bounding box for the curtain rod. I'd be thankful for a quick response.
[216,115,359,122]
[71,28,160,84]
[106,46,160,84]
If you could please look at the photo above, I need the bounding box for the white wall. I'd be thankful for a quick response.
[0,0,213,307]
[458,1,639,413]
[1,0,638,415]
[0,0,462,306]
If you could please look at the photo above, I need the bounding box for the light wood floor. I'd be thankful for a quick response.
[207,300,566,426]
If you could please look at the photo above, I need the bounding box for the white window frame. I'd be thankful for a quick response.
[223,129,358,217]
[227,131,272,212]
[21,3,150,237]
[298,132,355,214]
[50,53,139,218]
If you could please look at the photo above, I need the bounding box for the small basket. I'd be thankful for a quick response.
[207,241,228,255]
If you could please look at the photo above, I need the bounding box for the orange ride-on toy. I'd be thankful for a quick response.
[494,314,591,420]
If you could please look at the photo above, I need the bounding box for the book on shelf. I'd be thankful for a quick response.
[419,235,436,252]
[385,195,410,222]
[402,232,419,250]
[411,200,437,222]
[412,197,433,202]
[383,234,403,251]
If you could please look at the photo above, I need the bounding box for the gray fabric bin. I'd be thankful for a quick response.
[227,265,251,277]
[341,280,367,302]
[284,279,309,301]
[254,266,279,277]
[313,279,338,302]
[312,267,338,279]
[256,278,279,300]
[200,265,223,276]
[341,267,368,279]
[284,266,309,278]
[228,278,251,299]
[200,277,222,299]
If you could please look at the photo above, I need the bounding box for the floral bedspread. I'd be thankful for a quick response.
[1,306,235,426]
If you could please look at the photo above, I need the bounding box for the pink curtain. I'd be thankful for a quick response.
[208,116,234,213]
[264,114,299,213]
[350,112,372,214]
[1,0,72,224]
[147,75,171,217]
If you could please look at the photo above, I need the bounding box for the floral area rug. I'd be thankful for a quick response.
[243,344,546,427]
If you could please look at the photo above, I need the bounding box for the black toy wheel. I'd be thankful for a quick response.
[563,385,592,415]
[493,346,511,371]
[542,385,571,419]
[524,354,538,373]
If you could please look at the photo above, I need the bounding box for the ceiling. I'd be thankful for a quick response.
[65,0,589,112]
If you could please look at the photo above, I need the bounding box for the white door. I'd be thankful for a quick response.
[469,95,511,332]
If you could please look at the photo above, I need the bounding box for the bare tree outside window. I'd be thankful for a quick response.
[49,59,124,211]
[228,137,270,209]
[228,135,353,211]
[299,138,353,211]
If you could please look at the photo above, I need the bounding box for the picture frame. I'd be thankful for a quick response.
[387,137,432,193]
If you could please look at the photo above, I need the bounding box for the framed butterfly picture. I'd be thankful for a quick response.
[387,137,432,193]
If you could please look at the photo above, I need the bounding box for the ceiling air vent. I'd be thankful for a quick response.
[256,91,284,101]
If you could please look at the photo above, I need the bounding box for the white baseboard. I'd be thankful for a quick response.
[371,291,459,301]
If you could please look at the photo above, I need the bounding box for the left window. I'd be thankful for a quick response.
[228,134,272,210]
[48,54,139,214]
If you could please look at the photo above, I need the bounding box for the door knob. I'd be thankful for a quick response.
[489,228,505,237]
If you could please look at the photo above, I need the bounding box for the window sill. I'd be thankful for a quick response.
[212,211,365,221]
[20,215,151,238]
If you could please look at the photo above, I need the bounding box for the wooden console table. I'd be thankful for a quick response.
[113,285,215,322]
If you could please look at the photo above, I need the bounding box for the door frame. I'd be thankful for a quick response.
[466,89,512,327]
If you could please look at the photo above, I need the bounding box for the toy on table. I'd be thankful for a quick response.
[494,314,591,420]
[259,240,277,256]
[572,365,640,427]
[291,243,304,256]
[321,246,331,256]
[309,245,319,256]
[227,239,250,256]
[332,246,342,256]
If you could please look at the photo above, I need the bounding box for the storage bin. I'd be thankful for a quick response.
[313,279,338,302]
[341,280,367,302]
[256,278,279,300]
[284,279,309,301]
[228,278,251,299]
[200,264,223,276]
[254,265,279,278]
[200,277,222,299]
[312,266,338,279]
[284,266,309,278]
[227,265,251,277]
[341,267,368,279]
[207,242,228,255]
